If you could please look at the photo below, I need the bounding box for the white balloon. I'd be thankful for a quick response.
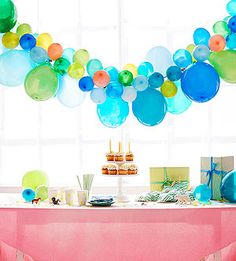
[132,75,148,91]
[122,86,137,102]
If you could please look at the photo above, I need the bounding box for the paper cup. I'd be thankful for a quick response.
[48,188,60,203]
[65,189,77,206]
[77,190,88,206]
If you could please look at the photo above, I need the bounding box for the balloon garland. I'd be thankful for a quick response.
[0,0,236,128]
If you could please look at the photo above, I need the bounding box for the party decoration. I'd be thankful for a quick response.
[87,59,103,76]
[57,74,85,107]
[146,46,173,75]
[148,72,164,88]
[2,32,19,49]
[181,62,220,103]
[35,185,48,201]
[132,75,148,91]
[173,49,192,68]
[36,33,53,50]
[97,97,129,128]
[0,0,17,33]
[118,70,133,86]
[24,65,58,101]
[166,66,182,81]
[121,86,137,102]
[137,62,154,77]
[79,76,94,92]
[226,1,236,16]
[193,184,211,203]
[213,21,231,37]
[19,34,36,50]
[208,35,226,52]
[186,44,197,62]
[93,70,110,87]
[209,50,236,83]
[106,81,124,98]
[104,66,119,81]
[30,46,48,64]
[16,23,32,37]
[228,15,236,32]
[68,63,85,79]
[226,33,236,49]
[0,50,34,87]
[53,57,70,76]
[160,80,177,98]
[48,43,63,60]
[22,188,36,202]
[221,170,236,203]
[132,88,167,126]
[193,28,211,46]
[22,170,48,190]
[73,49,90,65]
[123,64,138,77]
[90,88,106,104]
[193,45,210,61]
[62,48,75,63]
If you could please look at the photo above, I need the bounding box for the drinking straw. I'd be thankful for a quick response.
[109,139,112,153]
[76,175,82,190]
[83,174,94,195]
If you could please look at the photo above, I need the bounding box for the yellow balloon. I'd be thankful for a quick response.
[36,33,53,50]
[160,80,177,98]
[186,44,197,62]
[73,49,90,65]
[123,63,138,77]
[2,32,19,49]
[16,23,32,37]
[68,63,85,79]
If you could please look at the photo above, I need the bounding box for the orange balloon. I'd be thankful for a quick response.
[48,43,63,60]
[93,70,110,87]
[209,35,226,52]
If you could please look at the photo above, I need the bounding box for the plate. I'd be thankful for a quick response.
[88,201,115,207]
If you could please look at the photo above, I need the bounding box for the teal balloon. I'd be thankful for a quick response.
[137,62,154,77]
[97,97,129,128]
[221,170,236,203]
[166,66,182,81]
[173,49,192,68]
[87,59,103,77]
[226,1,236,16]
[226,34,236,49]
[106,81,123,98]
[148,72,164,88]
[62,48,75,63]
[104,66,119,81]
[30,47,49,64]
[166,81,192,114]
[193,45,210,62]
[194,184,211,203]
[22,188,35,202]
[132,88,167,126]
[193,28,211,46]
[0,50,34,87]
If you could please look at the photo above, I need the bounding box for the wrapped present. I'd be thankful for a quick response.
[201,156,234,200]
[150,167,189,192]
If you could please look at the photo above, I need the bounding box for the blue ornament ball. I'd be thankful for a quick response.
[79,76,94,92]
[22,188,36,202]
[193,28,211,46]
[166,66,182,81]
[106,81,124,99]
[148,72,164,88]
[20,34,36,50]
[221,170,236,203]
[137,62,154,77]
[173,49,192,68]
[228,15,236,33]
[193,184,211,203]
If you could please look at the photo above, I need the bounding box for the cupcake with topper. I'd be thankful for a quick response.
[114,142,124,162]
[125,142,134,162]
[106,139,114,162]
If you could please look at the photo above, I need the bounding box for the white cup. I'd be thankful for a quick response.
[65,189,77,206]
[48,188,60,203]
[77,190,88,206]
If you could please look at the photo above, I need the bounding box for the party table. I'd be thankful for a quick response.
[0,203,236,261]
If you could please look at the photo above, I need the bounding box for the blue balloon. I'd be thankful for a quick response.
[166,66,182,81]
[97,97,129,128]
[194,184,211,203]
[90,88,106,104]
[226,33,236,49]
[79,76,94,92]
[132,75,148,91]
[22,188,35,202]
[221,170,236,203]
[228,15,236,32]
[148,72,164,88]
[193,45,210,62]
[132,88,167,126]
[106,81,123,98]
[0,50,34,87]
[193,28,211,46]
[165,81,192,114]
[104,66,119,81]
[87,59,103,77]
[57,74,86,108]
[20,34,36,50]
[226,1,236,16]
[173,49,192,68]
[30,46,48,64]
[62,48,75,63]
[181,62,220,103]
[137,62,154,77]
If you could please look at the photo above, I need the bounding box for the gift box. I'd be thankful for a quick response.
[150,167,190,192]
[201,156,234,200]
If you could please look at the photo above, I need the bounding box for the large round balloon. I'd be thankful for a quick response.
[24,65,58,101]
[57,74,86,107]
[132,88,167,126]
[165,81,192,115]
[0,50,34,87]
[226,1,236,16]
[221,170,236,203]
[194,184,211,203]
[22,170,48,191]
[209,50,236,83]
[146,46,174,75]
[0,0,17,33]
[97,97,129,128]
[181,62,220,103]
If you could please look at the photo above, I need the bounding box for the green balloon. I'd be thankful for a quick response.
[209,50,236,83]
[0,0,17,33]
[213,21,231,37]
[54,57,70,76]
[22,170,49,191]
[24,65,58,101]
[118,70,133,86]
[36,185,48,201]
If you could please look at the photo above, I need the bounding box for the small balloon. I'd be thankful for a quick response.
[166,66,182,81]
[226,1,236,16]
[93,70,110,87]
[209,35,226,52]
[193,28,211,46]
[194,184,211,203]
[186,44,197,62]
[48,43,63,60]
[57,74,85,108]
[16,23,32,38]
[22,170,48,190]
[87,59,103,77]
[226,33,236,49]
[132,88,167,126]
[213,21,231,37]
[228,16,236,32]
[2,32,19,49]
[123,64,138,77]
[36,33,53,50]
[0,0,17,33]
[148,72,164,88]
[24,65,58,101]
[90,88,106,104]
[53,57,70,76]
[132,75,148,91]
[181,62,220,103]
[173,49,192,68]
[193,45,210,61]
[118,70,133,86]
[22,188,36,202]
[79,76,94,92]
[62,48,75,63]
[137,62,154,77]
[221,170,236,203]
[104,66,119,81]
[97,97,129,128]
[106,81,124,98]
[121,86,137,102]
[68,63,85,79]
[35,185,48,201]
[160,80,177,98]
[30,46,48,64]
[20,34,36,50]
[73,49,90,65]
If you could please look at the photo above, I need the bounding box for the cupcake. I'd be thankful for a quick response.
[108,164,117,175]
[128,164,138,175]
[114,152,124,162]
[118,164,128,175]
[125,152,134,161]
[106,152,114,162]
[102,165,108,175]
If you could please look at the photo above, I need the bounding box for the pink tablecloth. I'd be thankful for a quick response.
[0,206,236,261]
